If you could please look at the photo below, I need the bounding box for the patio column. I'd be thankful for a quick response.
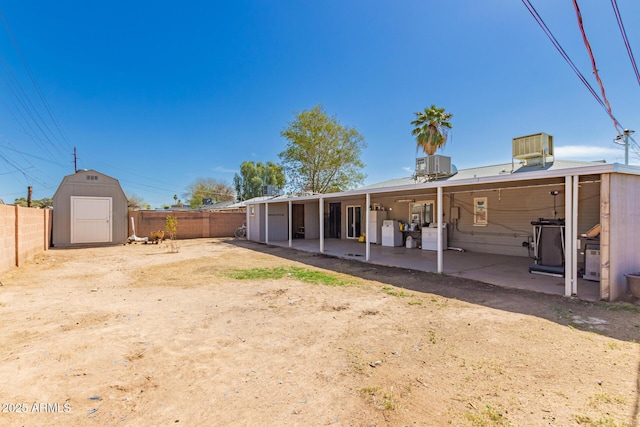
[288,201,292,247]
[365,193,371,261]
[564,175,577,296]
[571,175,579,295]
[437,186,443,274]
[265,202,269,244]
[319,196,324,253]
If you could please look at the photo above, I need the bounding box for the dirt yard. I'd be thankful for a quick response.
[0,238,638,426]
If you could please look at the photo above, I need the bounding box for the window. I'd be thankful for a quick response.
[410,201,434,226]
[474,197,488,226]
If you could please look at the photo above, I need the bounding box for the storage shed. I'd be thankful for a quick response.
[52,170,128,247]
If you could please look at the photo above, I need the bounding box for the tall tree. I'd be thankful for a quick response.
[126,194,147,210]
[184,178,235,208]
[233,161,285,201]
[279,104,366,194]
[411,105,453,156]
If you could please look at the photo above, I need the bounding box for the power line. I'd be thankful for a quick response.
[0,9,73,154]
[520,0,624,131]
[571,0,622,135]
[610,0,640,88]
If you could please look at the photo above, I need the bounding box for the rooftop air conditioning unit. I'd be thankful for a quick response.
[512,133,554,161]
[416,155,452,177]
[262,185,279,196]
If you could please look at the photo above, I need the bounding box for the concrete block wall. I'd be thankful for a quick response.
[128,211,246,240]
[0,205,17,273]
[0,205,51,274]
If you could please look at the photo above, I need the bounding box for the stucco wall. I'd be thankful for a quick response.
[129,211,246,240]
[0,205,52,275]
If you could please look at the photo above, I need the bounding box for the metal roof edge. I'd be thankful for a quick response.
[248,162,640,204]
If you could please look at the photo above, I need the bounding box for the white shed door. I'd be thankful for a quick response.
[70,196,112,244]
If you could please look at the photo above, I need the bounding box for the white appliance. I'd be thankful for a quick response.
[422,223,448,251]
[583,244,600,282]
[381,220,403,247]
[368,210,388,244]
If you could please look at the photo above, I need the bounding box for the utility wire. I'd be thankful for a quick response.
[610,0,640,88]
[0,9,73,154]
[520,0,624,132]
[571,0,622,135]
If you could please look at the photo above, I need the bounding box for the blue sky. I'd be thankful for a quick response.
[0,1,638,208]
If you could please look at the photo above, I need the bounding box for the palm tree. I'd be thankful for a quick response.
[411,105,453,156]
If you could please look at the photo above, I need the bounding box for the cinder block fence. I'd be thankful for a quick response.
[0,205,52,275]
[128,210,246,240]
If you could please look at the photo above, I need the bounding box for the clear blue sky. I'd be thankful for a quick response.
[1,1,638,208]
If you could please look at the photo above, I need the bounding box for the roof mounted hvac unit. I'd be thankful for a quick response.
[512,133,554,166]
[415,155,453,179]
[262,185,279,196]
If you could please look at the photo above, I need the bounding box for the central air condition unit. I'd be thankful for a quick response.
[512,132,554,161]
[262,185,279,196]
[416,155,452,177]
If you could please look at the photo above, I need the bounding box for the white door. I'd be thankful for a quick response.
[70,196,112,244]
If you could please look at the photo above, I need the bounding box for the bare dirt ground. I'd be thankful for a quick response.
[0,238,638,427]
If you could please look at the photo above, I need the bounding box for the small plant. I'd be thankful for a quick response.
[465,404,511,426]
[382,286,411,297]
[165,215,179,253]
[428,329,437,344]
[573,414,623,426]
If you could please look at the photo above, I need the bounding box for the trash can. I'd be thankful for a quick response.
[406,235,417,249]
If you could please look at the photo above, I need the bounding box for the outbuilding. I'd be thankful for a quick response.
[52,169,128,247]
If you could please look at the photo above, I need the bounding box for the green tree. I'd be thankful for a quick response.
[184,178,235,208]
[279,104,366,194]
[411,105,453,156]
[14,197,52,208]
[233,161,285,201]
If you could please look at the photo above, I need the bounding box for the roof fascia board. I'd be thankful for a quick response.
[249,163,638,204]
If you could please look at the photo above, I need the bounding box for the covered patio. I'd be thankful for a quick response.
[266,238,602,301]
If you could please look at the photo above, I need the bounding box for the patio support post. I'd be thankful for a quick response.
[246,207,250,241]
[365,193,371,261]
[319,196,324,254]
[288,201,292,247]
[265,202,269,244]
[571,175,579,295]
[437,186,443,274]
[564,176,574,296]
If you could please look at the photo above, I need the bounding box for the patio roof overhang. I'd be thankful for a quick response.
[246,162,638,205]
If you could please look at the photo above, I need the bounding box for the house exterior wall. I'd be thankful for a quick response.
[248,204,265,242]
[0,205,52,274]
[52,171,128,247]
[128,211,245,239]
[266,204,288,241]
[304,202,320,239]
[446,182,600,257]
[604,173,640,301]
